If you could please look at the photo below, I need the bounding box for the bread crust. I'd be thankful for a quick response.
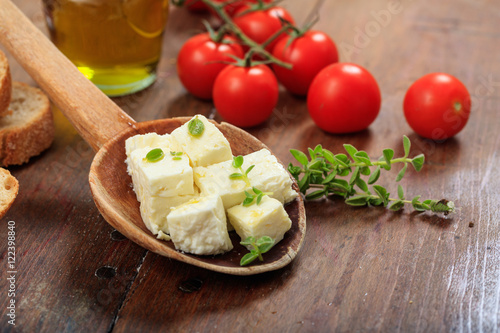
[0,82,55,166]
[0,167,19,219]
[0,50,12,118]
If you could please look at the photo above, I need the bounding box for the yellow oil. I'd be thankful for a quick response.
[43,0,169,96]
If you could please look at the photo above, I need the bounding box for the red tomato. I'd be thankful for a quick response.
[272,30,338,96]
[307,63,381,133]
[185,0,208,12]
[211,0,272,17]
[213,64,278,127]
[403,73,471,140]
[233,6,295,53]
[177,33,244,100]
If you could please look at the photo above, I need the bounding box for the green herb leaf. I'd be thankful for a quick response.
[403,135,411,157]
[245,164,255,175]
[349,166,360,185]
[382,149,394,170]
[344,144,358,159]
[256,236,274,253]
[368,166,381,184]
[253,187,262,195]
[290,149,309,166]
[256,193,264,205]
[411,154,425,172]
[373,185,389,206]
[346,196,369,206]
[232,155,244,169]
[322,149,335,165]
[229,173,243,179]
[243,197,254,206]
[145,148,164,163]
[305,189,326,200]
[240,236,256,246]
[188,117,205,136]
[396,163,408,182]
[173,157,182,160]
[354,151,373,166]
[389,200,405,211]
[240,252,259,266]
[308,147,316,160]
[355,178,369,193]
[314,144,323,155]
[398,185,404,200]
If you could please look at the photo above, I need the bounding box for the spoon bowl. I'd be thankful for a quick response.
[90,118,305,275]
[0,0,306,275]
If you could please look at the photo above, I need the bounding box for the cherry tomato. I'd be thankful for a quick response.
[272,30,338,96]
[185,0,208,12]
[307,63,381,133]
[403,73,471,140]
[233,6,295,53]
[177,33,244,100]
[211,0,272,17]
[213,64,278,127]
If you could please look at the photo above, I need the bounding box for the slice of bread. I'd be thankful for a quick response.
[0,167,18,219]
[0,50,12,118]
[0,82,55,166]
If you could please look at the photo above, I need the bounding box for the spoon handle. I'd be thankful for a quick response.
[0,0,137,151]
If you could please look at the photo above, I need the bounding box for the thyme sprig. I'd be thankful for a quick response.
[229,155,254,187]
[243,187,273,206]
[288,136,455,214]
[240,236,274,266]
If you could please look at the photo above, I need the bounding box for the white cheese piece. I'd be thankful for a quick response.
[194,149,298,210]
[227,195,292,247]
[170,114,232,167]
[127,147,194,198]
[139,190,199,236]
[167,195,233,255]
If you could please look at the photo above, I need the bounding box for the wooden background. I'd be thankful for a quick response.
[1,0,500,331]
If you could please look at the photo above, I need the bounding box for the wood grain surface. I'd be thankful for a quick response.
[1,0,499,332]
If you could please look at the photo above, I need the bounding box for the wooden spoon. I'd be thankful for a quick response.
[0,0,306,275]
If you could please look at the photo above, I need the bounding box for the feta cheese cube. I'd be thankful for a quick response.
[125,133,179,157]
[127,147,194,198]
[194,149,297,210]
[139,190,199,236]
[227,195,292,247]
[170,115,232,167]
[167,195,233,255]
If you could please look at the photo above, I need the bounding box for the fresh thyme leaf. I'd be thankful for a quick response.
[396,163,407,182]
[232,155,244,168]
[188,117,204,136]
[145,148,164,163]
[229,173,243,179]
[411,154,425,172]
[398,185,405,200]
[240,252,259,266]
[243,197,254,206]
[290,149,308,166]
[382,149,394,170]
[403,135,411,157]
[344,144,358,160]
[245,164,255,175]
[368,166,381,184]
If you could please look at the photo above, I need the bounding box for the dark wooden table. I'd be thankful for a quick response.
[1,0,499,331]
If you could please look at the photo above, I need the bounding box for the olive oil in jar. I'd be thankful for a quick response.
[43,0,169,96]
